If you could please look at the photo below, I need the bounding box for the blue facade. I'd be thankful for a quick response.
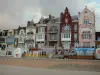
[6,36,14,44]
[74,48,95,56]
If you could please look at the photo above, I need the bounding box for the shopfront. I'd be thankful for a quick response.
[75,48,95,56]
[6,36,15,47]
[6,36,15,55]
[74,48,95,59]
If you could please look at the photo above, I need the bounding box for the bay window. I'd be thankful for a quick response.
[38,34,44,39]
[38,27,45,33]
[62,33,70,38]
[50,34,57,40]
[82,31,91,39]
[83,34,91,39]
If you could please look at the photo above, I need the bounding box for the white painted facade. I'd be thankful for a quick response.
[18,28,26,48]
[61,25,71,49]
[79,6,95,47]
[25,21,36,49]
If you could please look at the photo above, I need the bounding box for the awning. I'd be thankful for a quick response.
[29,48,41,51]
[74,48,95,51]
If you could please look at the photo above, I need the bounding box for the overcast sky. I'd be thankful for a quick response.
[0,0,99,31]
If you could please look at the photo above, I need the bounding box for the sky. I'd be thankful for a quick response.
[0,0,100,31]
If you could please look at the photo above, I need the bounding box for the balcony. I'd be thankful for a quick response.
[81,39,91,42]
[49,38,57,41]
[36,33,45,41]
[77,46,95,48]
[48,29,58,34]
[61,33,71,41]
[74,30,78,32]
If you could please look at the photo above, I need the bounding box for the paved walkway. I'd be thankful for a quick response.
[0,65,100,75]
[0,56,100,72]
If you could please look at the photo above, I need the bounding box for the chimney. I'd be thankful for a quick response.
[60,12,63,22]
[78,12,80,15]
[27,21,31,26]
[49,15,52,20]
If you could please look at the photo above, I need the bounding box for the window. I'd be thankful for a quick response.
[62,33,70,38]
[74,34,77,39]
[84,20,89,25]
[21,31,23,34]
[64,25,70,31]
[19,37,22,41]
[38,27,45,33]
[83,42,90,47]
[74,25,77,31]
[9,32,12,36]
[84,12,88,16]
[83,34,91,39]
[50,34,57,40]
[38,34,44,39]
[97,37,100,41]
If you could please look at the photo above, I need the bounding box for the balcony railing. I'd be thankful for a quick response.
[49,30,58,33]
[76,46,95,48]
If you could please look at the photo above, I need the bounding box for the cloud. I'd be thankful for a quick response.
[0,0,99,31]
[0,13,18,30]
[85,1,100,31]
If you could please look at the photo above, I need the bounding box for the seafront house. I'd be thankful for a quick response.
[36,17,49,48]
[14,29,18,47]
[0,30,8,50]
[47,15,60,48]
[6,30,15,48]
[72,15,79,48]
[17,26,26,48]
[60,7,74,52]
[95,32,100,48]
[25,20,36,49]
[74,6,95,58]
[78,6,95,48]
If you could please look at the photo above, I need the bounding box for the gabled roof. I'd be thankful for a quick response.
[50,17,60,23]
